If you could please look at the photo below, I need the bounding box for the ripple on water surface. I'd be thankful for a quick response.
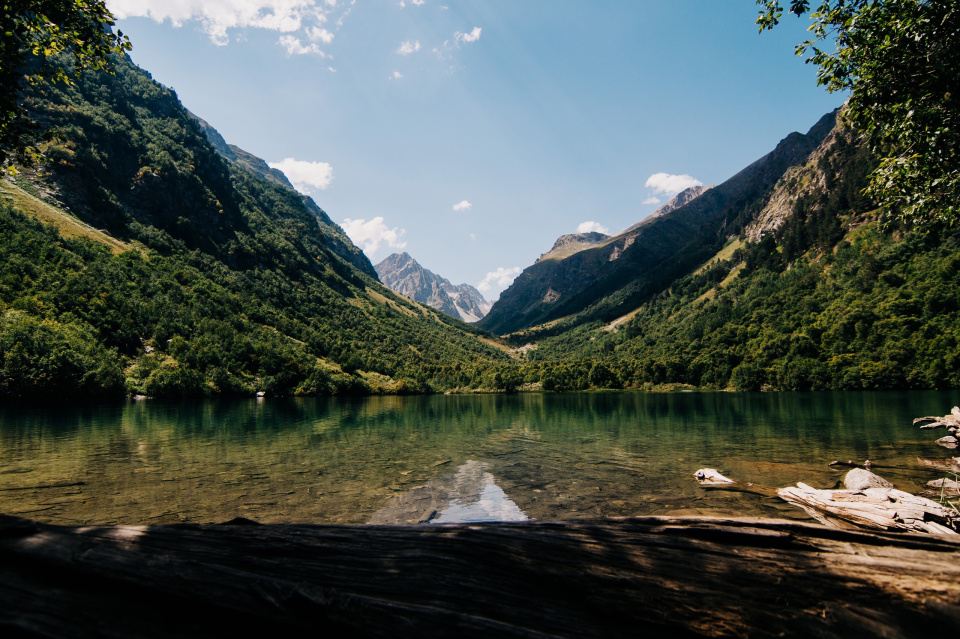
[0,391,957,526]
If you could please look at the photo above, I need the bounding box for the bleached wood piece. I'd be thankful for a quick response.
[776,482,957,535]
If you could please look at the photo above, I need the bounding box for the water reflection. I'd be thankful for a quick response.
[0,391,958,526]
[368,460,528,525]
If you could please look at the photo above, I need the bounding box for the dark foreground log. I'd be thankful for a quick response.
[3,515,960,638]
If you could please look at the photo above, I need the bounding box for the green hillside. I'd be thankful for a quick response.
[478,112,838,335]
[0,53,508,400]
[507,123,960,391]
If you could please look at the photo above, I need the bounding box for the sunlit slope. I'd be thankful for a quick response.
[479,111,839,336]
[0,52,507,399]
[518,120,960,391]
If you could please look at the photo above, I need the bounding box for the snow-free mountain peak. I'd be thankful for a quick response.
[375,253,492,323]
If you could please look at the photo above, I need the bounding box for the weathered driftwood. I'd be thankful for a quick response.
[692,469,778,498]
[915,406,960,431]
[695,468,958,535]
[827,459,892,469]
[3,514,960,638]
[777,482,957,535]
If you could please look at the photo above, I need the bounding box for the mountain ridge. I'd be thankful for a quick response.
[0,50,508,399]
[375,252,492,323]
[478,110,840,336]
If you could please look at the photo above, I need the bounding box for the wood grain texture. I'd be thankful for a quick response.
[2,514,960,638]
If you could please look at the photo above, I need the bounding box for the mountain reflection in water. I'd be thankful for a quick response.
[2,391,959,526]
[368,460,529,525]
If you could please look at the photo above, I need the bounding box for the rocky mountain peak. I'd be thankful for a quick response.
[375,253,492,323]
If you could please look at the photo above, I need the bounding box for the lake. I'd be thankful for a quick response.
[1,391,958,527]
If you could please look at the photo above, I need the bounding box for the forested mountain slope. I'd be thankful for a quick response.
[0,52,507,400]
[478,111,838,336]
[510,117,960,391]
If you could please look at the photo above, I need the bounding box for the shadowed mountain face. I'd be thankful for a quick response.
[190,113,376,279]
[1,51,508,399]
[478,110,839,336]
[375,252,492,323]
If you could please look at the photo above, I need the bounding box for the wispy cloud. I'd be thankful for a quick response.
[477,266,521,294]
[341,217,408,257]
[278,35,326,56]
[644,172,703,196]
[576,221,609,234]
[108,0,347,54]
[642,196,661,205]
[397,39,421,55]
[306,25,334,43]
[434,25,483,59]
[456,27,481,44]
[452,200,472,212]
[268,158,333,194]
[390,70,404,80]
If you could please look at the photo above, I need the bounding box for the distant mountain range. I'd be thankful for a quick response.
[375,253,492,323]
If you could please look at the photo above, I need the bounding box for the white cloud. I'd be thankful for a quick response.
[397,40,421,55]
[644,172,703,196]
[107,0,347,50]
[456,26,481,43]
[452,200,472,212]
[390,70,403,79]
[267,158,333,194]
[576,221,609,234]
[477,266,521,294]
[278,34,326,56]
[341,217,407,256]
[306,26,333,43]
[434,25,482,59]
[642,196,661,205]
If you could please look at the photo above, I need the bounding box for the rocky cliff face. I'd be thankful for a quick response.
[624,185,714,235]
[478,109,840,335]
[744,114,862,243]
[375,253,492,323]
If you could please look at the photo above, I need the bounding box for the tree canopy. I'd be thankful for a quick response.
[0,0,129,170]
[758,0,960,227]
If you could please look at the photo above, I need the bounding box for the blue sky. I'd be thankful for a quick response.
[108,1,844,298]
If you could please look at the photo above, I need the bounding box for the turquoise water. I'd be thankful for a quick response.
[0,391,957,526]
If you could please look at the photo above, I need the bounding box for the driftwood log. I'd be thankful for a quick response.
[695,468,959,535]
[3,515,960,638]
[914,406,960,431]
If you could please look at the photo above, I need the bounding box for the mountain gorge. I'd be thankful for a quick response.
[2,44,957,398]
[375,253,492,323]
